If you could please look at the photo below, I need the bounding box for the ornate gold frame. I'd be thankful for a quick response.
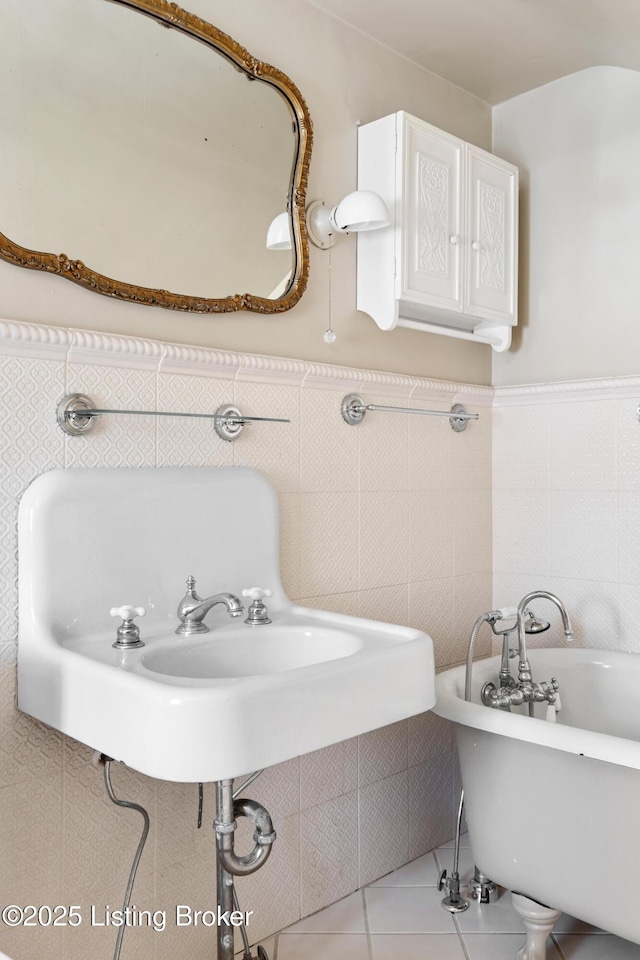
[0,0,313,314]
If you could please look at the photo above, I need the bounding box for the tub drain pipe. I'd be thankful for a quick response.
[214,779,276,960]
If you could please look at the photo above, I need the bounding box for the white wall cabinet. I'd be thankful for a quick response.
[357,111,518,351]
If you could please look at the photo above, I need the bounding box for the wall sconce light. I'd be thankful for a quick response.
[265,212,293,251]
[307,190,389,249]
[266,190,389,252]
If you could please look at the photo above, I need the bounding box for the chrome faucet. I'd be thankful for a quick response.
[516,590,573,685]
[176,576,244,636]
[482,591,573,713]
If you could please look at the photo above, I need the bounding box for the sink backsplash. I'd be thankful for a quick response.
[0,319,492,958]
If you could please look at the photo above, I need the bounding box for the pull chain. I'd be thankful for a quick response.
[323,243,336,344]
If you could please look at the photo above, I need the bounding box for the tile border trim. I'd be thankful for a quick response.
[0,317,492,400]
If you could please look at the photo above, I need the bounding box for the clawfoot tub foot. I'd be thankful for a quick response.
[512,892,561,960]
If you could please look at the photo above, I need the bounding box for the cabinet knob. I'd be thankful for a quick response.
[449,235,461,245]
[471,240,481,251]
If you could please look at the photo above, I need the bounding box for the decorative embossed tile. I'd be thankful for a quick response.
[617,397,640,492]
[408,579,455,669]
[359,491,410,590]
[452,405,492,491]
[156,373,234,468]
[409,489,454,582]
[0,665,63,788]
[300,793,359,917]
[296,592,360,617]
[369,851,440,887]
[358,772,408,887]
[451,574,493,667]
[298,492,359,597]
[65,363,156,468]
[407,711,454,768]
[493,488,551,578]
[0,500,18,661]
[278,491,301,599]
[408,399,454,491]
[492,403,550,491]
[407,756,455,860]
[549,398,617,491]
[357,394,410,493]
[300,388,358,493]
[550,490,617,583]
[453,487,492,577]
[357,584,409,625]
[233,381,300,492]
[358,721,408,788]
[300,739,358,810]
[234,757,301,822]
[0,355,65,499]
[618,492,640,584]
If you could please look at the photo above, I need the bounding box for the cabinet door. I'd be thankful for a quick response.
[465,145,518,324]
[401,117,464,312]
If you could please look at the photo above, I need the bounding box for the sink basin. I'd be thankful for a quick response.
[18,467,435,782]
[141,624,362,679]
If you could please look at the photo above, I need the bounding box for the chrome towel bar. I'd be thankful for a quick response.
[340,393,478,432]
[57,393,289,441]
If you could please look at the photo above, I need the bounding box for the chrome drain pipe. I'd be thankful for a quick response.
[214,778,276,960]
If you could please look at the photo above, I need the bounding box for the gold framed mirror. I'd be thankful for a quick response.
[0,0,312,313]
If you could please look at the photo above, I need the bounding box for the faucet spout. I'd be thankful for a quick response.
[516,590,574,682]
[176,577,244,636]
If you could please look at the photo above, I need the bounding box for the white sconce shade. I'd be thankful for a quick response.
[267,192,390,251]
[333,190,390,232]
[266,211,292,251]
[307,190,390,249]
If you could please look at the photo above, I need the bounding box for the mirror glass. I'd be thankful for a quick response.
[0,0,312,311]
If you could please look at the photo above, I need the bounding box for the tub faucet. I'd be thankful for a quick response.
[516,590,574,685]
[482,591,573,713]
[176,576,244,636]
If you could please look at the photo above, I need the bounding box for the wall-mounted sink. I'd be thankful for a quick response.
[18,467,435,782]
[140,623,362,679]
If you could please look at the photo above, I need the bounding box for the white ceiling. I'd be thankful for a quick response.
[307,0,640,104]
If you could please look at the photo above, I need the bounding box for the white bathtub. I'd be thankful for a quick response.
[434,647,640,943]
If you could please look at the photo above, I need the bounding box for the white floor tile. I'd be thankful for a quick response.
[433,845,476,885]
[365,885,458,934]
[276,933,370,959]
[554,934,640,958]
[455,888,525,934]
[464,932,562,959]
[369,852,440,887]
[552,913,607,935]
[439,832,471,849]
[371,933,467,959]
[280,892,365,934]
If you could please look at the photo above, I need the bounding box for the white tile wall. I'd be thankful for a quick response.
[493,380,640,654]
[0,321,487,959]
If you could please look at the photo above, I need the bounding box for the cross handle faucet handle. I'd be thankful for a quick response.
[110,605,146,621]
[242,588,273,601]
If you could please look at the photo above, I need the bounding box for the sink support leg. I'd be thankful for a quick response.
[214,778,277,960]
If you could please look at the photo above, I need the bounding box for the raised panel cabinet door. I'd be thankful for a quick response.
[465,144,518,324]
[401,116,464,312]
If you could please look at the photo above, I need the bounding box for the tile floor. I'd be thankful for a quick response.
[244,835,640,959]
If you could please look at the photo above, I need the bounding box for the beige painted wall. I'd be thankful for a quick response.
[492,65,640,386]
[0,0,492,384]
